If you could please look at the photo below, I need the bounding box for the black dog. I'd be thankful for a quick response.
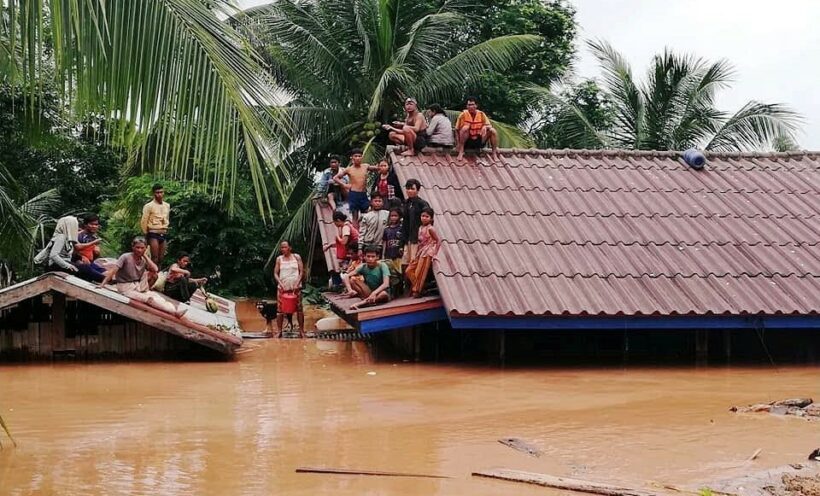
[256,300,278,329]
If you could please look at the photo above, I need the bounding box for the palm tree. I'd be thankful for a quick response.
[1,0,290,213]
[541,40,801,152]
[0,166,58,286]
[239,0,540,249]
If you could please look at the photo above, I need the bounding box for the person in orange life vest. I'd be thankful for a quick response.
[455,96,500,162]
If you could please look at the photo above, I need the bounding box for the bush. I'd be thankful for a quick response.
[101,174,283,297]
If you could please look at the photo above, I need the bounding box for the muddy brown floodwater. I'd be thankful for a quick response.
[1,336,818,495]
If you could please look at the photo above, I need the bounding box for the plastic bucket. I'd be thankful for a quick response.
[280,291,299,314]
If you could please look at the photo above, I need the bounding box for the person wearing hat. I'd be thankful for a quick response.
[383,97,428,156]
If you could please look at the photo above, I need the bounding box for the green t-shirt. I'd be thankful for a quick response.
[356,262,390,291]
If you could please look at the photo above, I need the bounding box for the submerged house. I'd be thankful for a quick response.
[0,272,242,360]
[320,148,820,357]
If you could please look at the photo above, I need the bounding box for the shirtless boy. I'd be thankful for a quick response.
[383,97,428,156]
[333,148,371,223]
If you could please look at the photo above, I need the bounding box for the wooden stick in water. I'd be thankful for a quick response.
[472,468,665,496]
[296,466,450,479]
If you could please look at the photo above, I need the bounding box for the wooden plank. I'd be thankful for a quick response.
[0,276,53,310]
[295,466,449,479]
[38,323,52,357]
[25,323,39,355]
[52,292,67,351]
[49,278,240,354]
[359,299,443,321]
[472,469,662,496]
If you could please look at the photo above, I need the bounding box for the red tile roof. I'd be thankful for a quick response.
[389,149,820,317]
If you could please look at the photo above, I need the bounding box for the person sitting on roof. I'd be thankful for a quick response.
[35,215,80,275]
[344,245,391,309]
[100,236,187,318]
[425,103,454,149]
[316,155,348,212]
[382,97,428,157]
[357,193,389,260]
[405,207,440,298]
[455,96,500,162]
[163,252,207,304]
[333,149,371,225]
[73,214,107,283]
[370,159,403,210]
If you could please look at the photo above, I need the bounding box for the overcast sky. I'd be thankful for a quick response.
[239,0,820,148]
[561,1,820,148]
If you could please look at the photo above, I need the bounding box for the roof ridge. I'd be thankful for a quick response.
[437,210,816,220]
[434,273,820,281]
[435,270,816,278]
[438,239,820,247]
[388,145,820,160]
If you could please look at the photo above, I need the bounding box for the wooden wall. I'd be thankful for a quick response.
[0,292,221,361]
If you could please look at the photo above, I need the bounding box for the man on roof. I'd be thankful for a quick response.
[382,97,428,157]
[333,149,371,224]
[455,96,500,162]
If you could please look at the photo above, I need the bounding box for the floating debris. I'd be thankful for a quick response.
[730,398,818,420]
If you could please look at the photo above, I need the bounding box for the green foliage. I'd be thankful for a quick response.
[451,0,577,125]
[241,0,539,165]
[698,488,713,496]
[0,85,123,216]
[1,0,291,214]
[546,40,802,151]
[101,174,282,297]
[532,80,613,149]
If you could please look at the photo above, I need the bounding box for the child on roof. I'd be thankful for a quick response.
[405,207,440,298]
[323,210,359,273]
[357,193,389,259]
[370,159,403,210]
[382,207,405,295]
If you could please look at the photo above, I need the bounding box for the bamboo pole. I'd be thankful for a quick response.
[472,468,664,496]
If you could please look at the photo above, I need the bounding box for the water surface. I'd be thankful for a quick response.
[1,328,817,494]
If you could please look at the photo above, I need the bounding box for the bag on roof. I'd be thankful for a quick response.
[33,241,54,267]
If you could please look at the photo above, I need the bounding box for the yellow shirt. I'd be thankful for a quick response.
[141,201,170,233]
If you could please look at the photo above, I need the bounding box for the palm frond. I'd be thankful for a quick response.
[586,39,644,148]
[414,34,541,104]
[705,101,802,152]
[3,0,291,213]
[525,84,609,149]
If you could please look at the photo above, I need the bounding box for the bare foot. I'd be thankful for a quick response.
[342,290,358,298]
[456,152,464,161]
[400,150,414,156]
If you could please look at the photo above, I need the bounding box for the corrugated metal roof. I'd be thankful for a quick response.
[389,149,820,317]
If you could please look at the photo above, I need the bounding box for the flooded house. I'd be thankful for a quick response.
[0,272,242,360]
[320,148,820,361]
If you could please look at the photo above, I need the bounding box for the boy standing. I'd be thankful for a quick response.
[333,149,370,224]
[357,193,389,258]
[140,183,170,267]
